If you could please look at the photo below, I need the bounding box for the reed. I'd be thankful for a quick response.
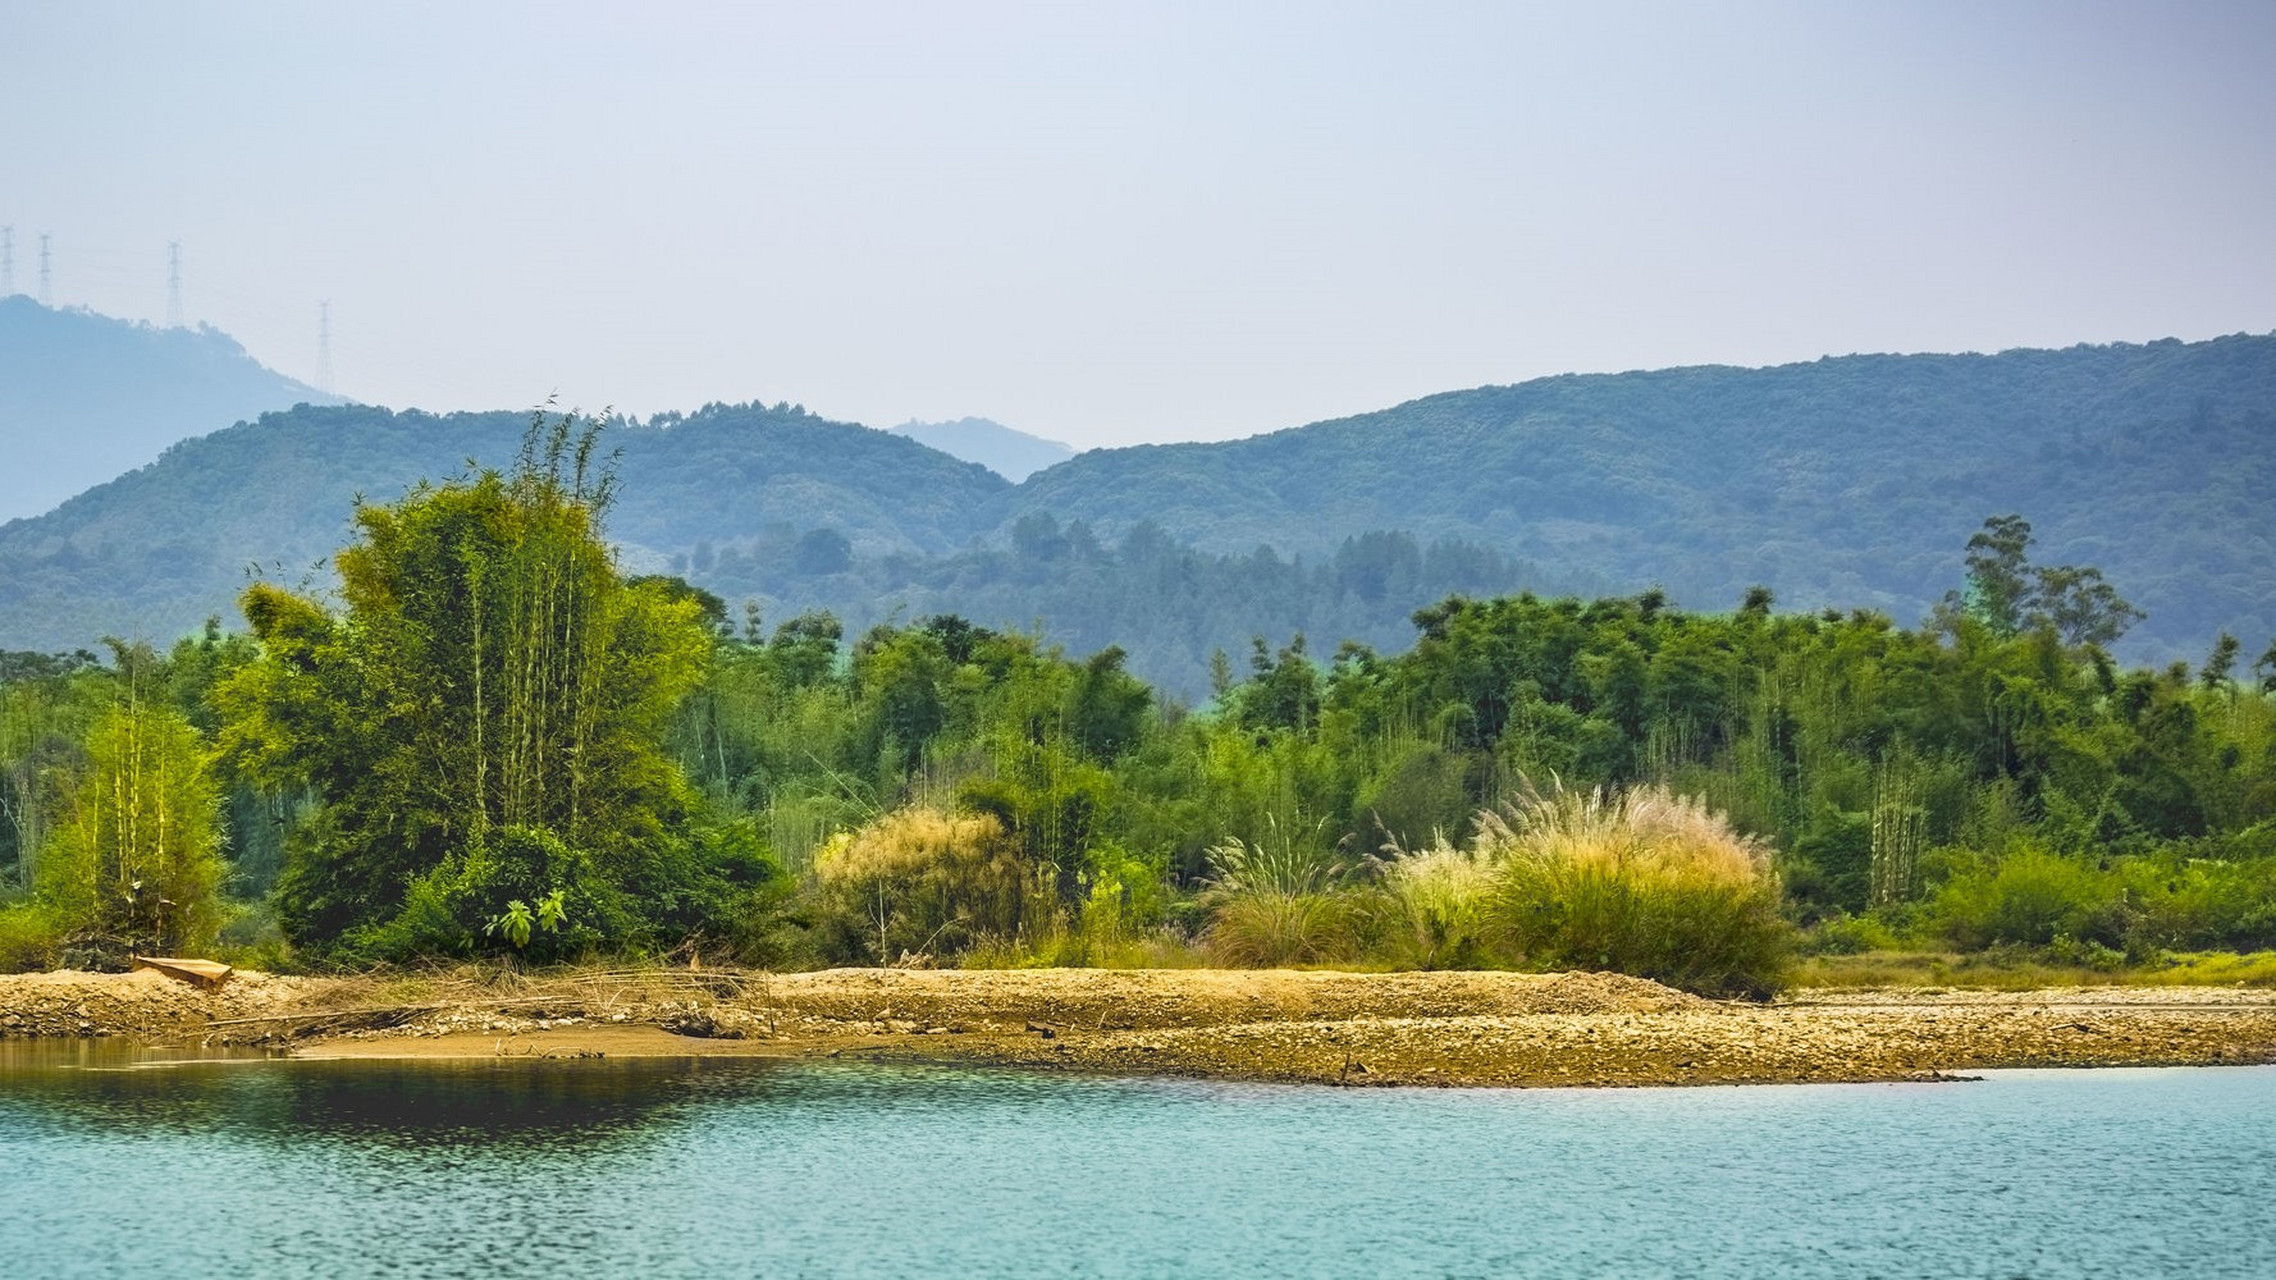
[1199,827,1360,967]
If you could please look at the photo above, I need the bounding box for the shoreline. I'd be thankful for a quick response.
[5,966,2274,1088]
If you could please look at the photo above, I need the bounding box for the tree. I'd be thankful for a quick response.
[2026,564,2143,648]
[218,413,722,954]
[2202,633,2241,691]
[1943,516,2143,646]
[1962,515,2035,635]
[40,643,224,958]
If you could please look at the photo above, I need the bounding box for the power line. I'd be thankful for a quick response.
[167,241,183,328]
[37,232,52,306]
[317,300,333,394]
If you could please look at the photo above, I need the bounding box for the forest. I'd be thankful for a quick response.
[2,418,2273,996]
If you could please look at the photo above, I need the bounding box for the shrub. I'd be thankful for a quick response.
[1802,912,1903,956]
[1477,783,1792,997]
[2122,857,2276,953]
[0,902,64,973]
[814,808,1046,963]
[1199,830,1360,967]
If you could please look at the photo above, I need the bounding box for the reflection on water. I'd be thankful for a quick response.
[3,1045,2273,1279]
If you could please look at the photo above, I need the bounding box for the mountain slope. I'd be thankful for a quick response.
[985,335,2276,658]
[892,417,1077,481]
[0,401,1008,651]
[1,332,2269,673]
[0,297,339,522]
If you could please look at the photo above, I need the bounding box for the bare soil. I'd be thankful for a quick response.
[5,965,2273,1087]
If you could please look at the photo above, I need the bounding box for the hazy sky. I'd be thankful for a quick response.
[5,1,2273,447]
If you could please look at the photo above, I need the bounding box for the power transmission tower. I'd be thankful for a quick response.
[1,226,12,296]
[167,241,183,327]
[317,300,333,393]
[38,233,52,305]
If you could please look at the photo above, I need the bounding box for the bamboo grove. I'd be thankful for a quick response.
[2,417,2272,991]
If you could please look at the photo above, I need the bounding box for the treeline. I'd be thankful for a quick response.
[684,519,1597,696]
[3,419,2274,994]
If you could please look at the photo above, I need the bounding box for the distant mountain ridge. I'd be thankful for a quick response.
[1,330,2271,681]
[983,335,2276,658]
[0,402,1007,653]
[0,296,339,522]
[891,416,1076,481]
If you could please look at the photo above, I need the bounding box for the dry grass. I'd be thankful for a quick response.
[813,807,1042,962]
[1378,844,1496,968]
[1478,782,1773,886]
[1473,781,1791,997]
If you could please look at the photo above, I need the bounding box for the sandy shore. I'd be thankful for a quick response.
[4,966,2273,1087]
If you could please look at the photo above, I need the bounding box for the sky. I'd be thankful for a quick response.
[3,0,2273,448]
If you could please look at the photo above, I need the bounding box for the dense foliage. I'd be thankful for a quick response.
[212,417,774,961]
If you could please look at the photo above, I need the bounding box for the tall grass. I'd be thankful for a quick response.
[1200,821,1360,967]
[1474,782,1792,997]
[1378,842,1496,969]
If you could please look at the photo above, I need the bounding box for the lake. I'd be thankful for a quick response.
[2,1042,2270,1278]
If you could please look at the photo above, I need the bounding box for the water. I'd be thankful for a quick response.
[2,1043,2271,1279]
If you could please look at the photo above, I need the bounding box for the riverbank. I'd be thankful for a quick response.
[4,966,2273,1086]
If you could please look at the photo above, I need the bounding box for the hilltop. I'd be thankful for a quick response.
[0,296,338,522]
[0,401,1008,653]
[891,416,1077,482]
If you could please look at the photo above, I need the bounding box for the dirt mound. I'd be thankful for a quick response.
[0,968,322,1039]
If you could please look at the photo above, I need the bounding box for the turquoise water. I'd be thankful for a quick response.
[1,1044,2271,1278]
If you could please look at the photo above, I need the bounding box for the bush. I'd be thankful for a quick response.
[1929,849,2128,950]
[1477,783,1792,997]
[1802,912,1903,956]
[1200,832,1361,967]
[2122,857,2276,952]
[0,903,64,973]
[814,808,1048,963]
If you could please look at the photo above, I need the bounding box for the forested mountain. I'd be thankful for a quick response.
[1,332,2270,692]
[891,416,1077,481]
[0,296,338,522]
[987,335,2276,661]
[0,401,1007,656]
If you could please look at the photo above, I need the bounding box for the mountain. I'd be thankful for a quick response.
[983,335,2276,661]
[0,296,339,522]
[0,401,1008,653]
[891,417,1076,482]
[1,332,2271,686]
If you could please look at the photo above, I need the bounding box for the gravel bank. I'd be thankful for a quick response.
[5,967,2273,1087]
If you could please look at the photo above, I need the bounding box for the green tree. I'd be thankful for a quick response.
[217,414,723,954]
[41,644,225,958]
[2201,633,2241,690]
[1962,515,2036,636]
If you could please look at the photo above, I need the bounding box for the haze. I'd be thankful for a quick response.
[4,0,2272,447]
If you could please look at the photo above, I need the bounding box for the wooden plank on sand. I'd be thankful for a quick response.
[131,956,235,990]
